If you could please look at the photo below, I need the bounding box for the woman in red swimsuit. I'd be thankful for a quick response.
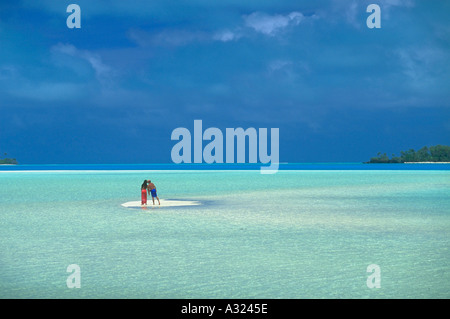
[141,180,148,205]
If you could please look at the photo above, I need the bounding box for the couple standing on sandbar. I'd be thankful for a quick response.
[141,180,160,206]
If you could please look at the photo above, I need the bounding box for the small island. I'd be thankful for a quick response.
[365,145,450,163]
[0,153,18,165]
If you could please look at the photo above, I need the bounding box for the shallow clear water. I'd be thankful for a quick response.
[0,169,449,298]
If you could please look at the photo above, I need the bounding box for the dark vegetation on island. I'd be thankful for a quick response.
[365,145,450,163]
[0,153,18,165]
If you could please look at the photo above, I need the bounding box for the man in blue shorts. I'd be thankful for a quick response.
[147,180,160,205]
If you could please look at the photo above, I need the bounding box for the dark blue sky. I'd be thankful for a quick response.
[0,0,449,164]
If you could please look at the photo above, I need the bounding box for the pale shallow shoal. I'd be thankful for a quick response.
[121,199,201,208]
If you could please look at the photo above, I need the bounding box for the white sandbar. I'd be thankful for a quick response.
[121,199,201,208]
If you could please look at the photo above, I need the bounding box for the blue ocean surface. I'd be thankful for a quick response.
[0,164,449,298]
[2,162,450,171]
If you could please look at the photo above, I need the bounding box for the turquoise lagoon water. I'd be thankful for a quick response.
[0,165,449,298]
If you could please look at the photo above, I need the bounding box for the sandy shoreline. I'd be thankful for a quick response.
[121,199,201,208]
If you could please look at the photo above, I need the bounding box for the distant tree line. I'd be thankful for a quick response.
[366,145,450,163]
[0,152,18,165]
